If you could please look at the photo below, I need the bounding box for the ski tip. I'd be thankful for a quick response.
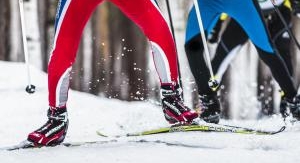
[270,126,286,135]
[278,126,286,133]
[96,131,108,137]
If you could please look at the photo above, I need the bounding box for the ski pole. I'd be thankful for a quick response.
[192,0,219,91]
[165,0,184,99]
[270,0,300,50]
[19,0,35,94]
[165,0,176,44]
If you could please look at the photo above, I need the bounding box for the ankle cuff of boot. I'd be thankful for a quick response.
[161,84,181,97]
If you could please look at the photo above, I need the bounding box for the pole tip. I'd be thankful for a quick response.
[25,85,36,94]
[208,79,219,91]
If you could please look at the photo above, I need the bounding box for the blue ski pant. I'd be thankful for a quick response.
[185,0,274,53]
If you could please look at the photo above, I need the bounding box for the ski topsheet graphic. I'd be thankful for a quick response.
[97,123,286,137]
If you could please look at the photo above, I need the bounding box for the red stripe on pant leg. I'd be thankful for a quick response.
[48,0,103,107]
[111,0,179,85]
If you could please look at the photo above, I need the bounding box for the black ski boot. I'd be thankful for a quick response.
[198,94,221,124]
[161,85,198,124]
[27,107,69,146]
[280,95,300,121]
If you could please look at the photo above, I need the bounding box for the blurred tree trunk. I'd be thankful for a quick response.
[257,60,274,116]
[104,3,148,101]
[0,0,11,61]
[220,70,231,119]
[90,4,110,95]
[40,0,57,71]
[120,14,147,101]
[23,0,43,69]
[70,15,94,92]
[227,43,259,119]
[292,16,300,88]
[37,0,49,71]
[105,4,122,99]
[70,41,84,91]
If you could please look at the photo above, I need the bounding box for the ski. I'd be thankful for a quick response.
[3,124,285,151]
[1,138,235,150]
[1,140,35,151]
[1,139,118,151]
[2,124,286,151]
[62,139,117,147]
[97,123,286,137]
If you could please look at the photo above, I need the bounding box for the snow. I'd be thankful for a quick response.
[0,61,300,163]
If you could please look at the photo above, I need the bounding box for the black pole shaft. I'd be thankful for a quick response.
[165,0,184,95]
[166,0,176,41]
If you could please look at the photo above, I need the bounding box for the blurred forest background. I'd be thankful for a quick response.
[0,0,300,119]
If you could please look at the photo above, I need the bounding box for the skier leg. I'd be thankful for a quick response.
[212,19,249,79]
[268,4,293,75]
[48,0,104,108]
[267,4,300,119]
[185,1,221,96]
[28,0,104,146]
[111,0,178,84]
[111,0,198,124]
[228,0,299,119]
[227,0,297,98]
[202,19,250,123]
[256,47,300,120]
[184,1,223,123]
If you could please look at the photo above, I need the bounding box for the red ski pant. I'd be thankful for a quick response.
[49,0,179,107]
